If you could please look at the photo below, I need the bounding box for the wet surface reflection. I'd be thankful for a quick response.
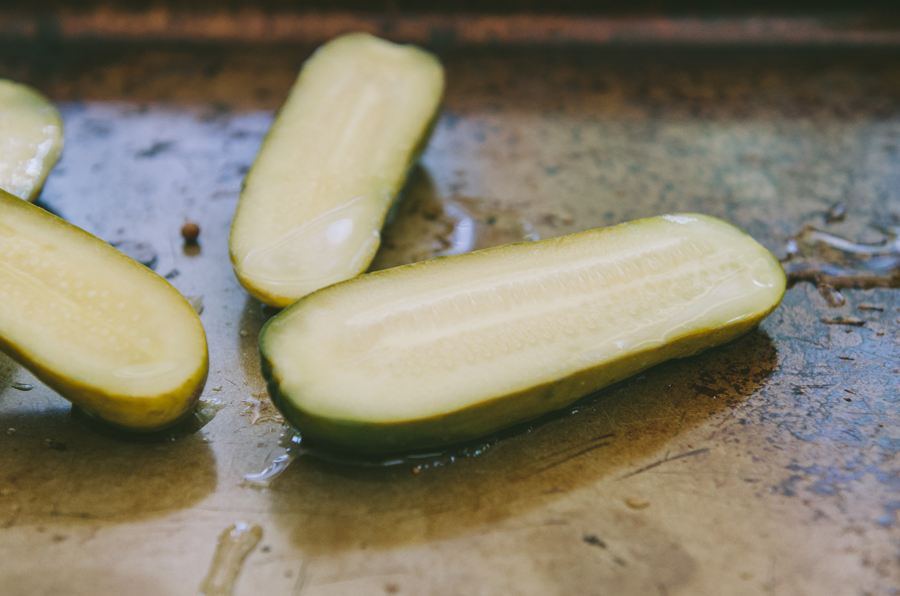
[370,166,538,271]
[261,331,778,553]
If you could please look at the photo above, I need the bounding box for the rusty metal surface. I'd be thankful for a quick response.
[1,39,900,595]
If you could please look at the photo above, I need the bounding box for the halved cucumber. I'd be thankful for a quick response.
[0,80,63,202]
[229,34,445,307]
[260,214,786,453]
[0,190,208,431]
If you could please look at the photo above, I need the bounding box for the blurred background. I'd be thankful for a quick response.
[1,0,900,47]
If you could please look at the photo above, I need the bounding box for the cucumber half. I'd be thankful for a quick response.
[229,33,445,307]
[260,214,787,453]
[0,80,63,202]
[0,190,208,431]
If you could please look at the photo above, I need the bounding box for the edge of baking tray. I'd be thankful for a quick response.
[3,10,900,47]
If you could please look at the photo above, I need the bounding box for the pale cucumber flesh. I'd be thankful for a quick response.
[0,80,63,202]
[229,33,444,307]
[0,190,208,431]
[260,214,786,453]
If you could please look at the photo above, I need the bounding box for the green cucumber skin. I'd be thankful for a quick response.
[0,326,207,433]
[229,35,445,308]
[260,311,774,454]
[258,215,786,454]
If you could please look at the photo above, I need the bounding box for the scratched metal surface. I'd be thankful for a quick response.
[1,40,900,596]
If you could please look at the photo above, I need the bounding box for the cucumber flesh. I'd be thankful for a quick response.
[229,34,444,307]
[260,214,786,453]
[0,190,208,431]
[0,80,63,202]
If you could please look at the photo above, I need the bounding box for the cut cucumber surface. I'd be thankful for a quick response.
[229,33,445,307]
[260,213,787,453]
[0,80,63,202]
[0,191,208,431]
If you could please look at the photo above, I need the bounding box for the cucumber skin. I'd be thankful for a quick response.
[0,192,209,432]
[1,329,208,432]
[261,311,771,454]
[259,217,786,454]
[229,35,444,308]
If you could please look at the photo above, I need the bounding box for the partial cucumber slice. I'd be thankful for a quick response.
[0,191,208,431]
[260,214,786,453]
[0,80,63,202]
[229,33,444,307]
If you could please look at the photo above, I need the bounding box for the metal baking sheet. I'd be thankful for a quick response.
[2,24,900,596]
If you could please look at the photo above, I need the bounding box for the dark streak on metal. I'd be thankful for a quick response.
[290,559,309,596]
[857,304,885,312]
[534,432,615,464]
[837,348,896,364]
[716,411,736,428]
[821,317,866,326]
[532,440,614,474]
[672,409,687,437]
[135,140,175,158]
[619,448,711,480]
[785,336,829,350]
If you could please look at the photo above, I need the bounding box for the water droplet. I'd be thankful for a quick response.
[186,295,204,315]
[241,453,296,488]
[43,438,66,451]
[195,398,227,426]
[241,395,283,426]
[782,224,900,292]
[197,523,263,596]
[825,202,847,224]
[819,285,846,307]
